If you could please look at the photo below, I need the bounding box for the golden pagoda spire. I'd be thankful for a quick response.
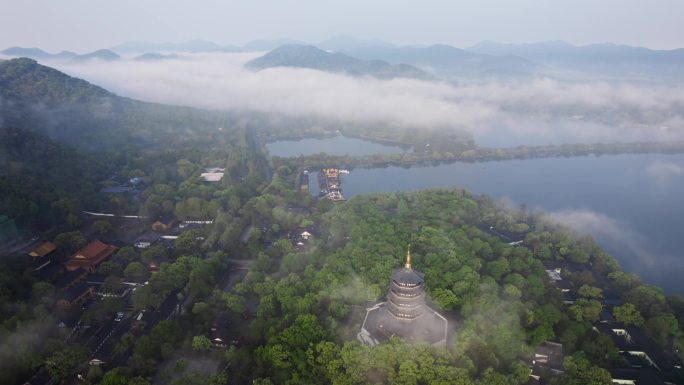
[405,244,411,269]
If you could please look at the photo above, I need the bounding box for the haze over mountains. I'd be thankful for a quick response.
[469,40,684,79]
[1,47,121,62]
[3,36,683,80]
[2,36,683,148]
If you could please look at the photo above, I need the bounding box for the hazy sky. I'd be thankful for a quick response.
[1,0,682,52]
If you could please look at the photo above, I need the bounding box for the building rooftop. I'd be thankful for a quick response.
[28,241,56,258]
[65,240,118,270]
[358,302,448,347]
[533,341,564,372]
[609,368,666,385]
[61,282,94,302]
[391,267,425,286]
[390,247,425,286]
[36,263,63,282]
[135,231,161,243]
[86,273,107,284]
[529,341,565,384]
[200,174,224,182]
[32,254,53,271]
[54,268,87,291]
[100,186,137,193]
[594,322,684,382]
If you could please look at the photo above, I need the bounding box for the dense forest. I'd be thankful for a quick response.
[0,58,683,385]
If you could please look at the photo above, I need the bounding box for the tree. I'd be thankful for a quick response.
[607,271,640,292]
[93,219,113,235]
[395,361,419,385]
[124,262,146,282]
[223,293,247,316]
[45,345,88,384]
[612,303,644,327]
[569,299,602,323]
[644,314,678,347]
[86,365,103,382]
[32,281,54,299]
[667,294,684,330]
[174,230,202,256]
[625,285,667,318]
[133,286,160,310]
[99,261,123,277]
[102,275,123,293]
[116,246,138,262]
[99,368,131,385]
[141,244,167,263]
[476,368,508,385]
[192,301,209,315]
[54,231,86,253]
[66,213,82,228]
[192,335,212,351]
[578,285,602,300]
[128,377,152,385]
[555,354,612,385]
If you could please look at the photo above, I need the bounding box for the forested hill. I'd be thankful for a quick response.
[0,57,112,103]
[246,44,432,80]
[0,58,238,152]
[0,126,108,229]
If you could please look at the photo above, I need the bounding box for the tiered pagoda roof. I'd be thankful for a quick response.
[358,246,448,347]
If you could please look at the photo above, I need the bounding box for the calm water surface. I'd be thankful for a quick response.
[309,153,684,294]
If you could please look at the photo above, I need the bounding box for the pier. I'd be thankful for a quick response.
[318,168,348,202]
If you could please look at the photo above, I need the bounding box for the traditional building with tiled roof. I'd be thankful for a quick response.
[28,241,57,258]
[57,282,95,309]
[64,240,118,272]
[28,241,58,271]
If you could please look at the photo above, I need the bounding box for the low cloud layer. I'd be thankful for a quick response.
[23,52,684,146]
[547,209,650,265]
[546,208,684,293]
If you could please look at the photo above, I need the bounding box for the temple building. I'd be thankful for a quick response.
[357,247,448,347]
[64,239,118,272]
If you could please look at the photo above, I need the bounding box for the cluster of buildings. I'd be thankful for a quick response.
[317,168,347,202]
[533,262,684,384]
[28,212,207,311]
[200,167,225,182]
[30,239,118,309]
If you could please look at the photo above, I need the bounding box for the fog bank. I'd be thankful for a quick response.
[39,52,684,146]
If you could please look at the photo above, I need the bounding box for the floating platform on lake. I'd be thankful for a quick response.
[318,168,346,202]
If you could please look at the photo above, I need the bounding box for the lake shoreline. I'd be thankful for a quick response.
[273,140,684,170]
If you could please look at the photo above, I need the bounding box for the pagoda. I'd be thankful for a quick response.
[357,247,448,347]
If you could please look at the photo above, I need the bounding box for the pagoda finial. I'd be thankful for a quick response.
[405,244,411,269]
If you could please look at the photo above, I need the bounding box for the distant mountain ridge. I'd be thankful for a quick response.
[245,44,432,80]
[4,37,682,79]
[109,38,306,53]
[134,52,180,62]
[468,40,684,79]
[1,46,120,62]
[321,40,540,77]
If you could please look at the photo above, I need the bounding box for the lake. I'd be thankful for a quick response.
[266,135,408,157]
[309,153,684,294]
